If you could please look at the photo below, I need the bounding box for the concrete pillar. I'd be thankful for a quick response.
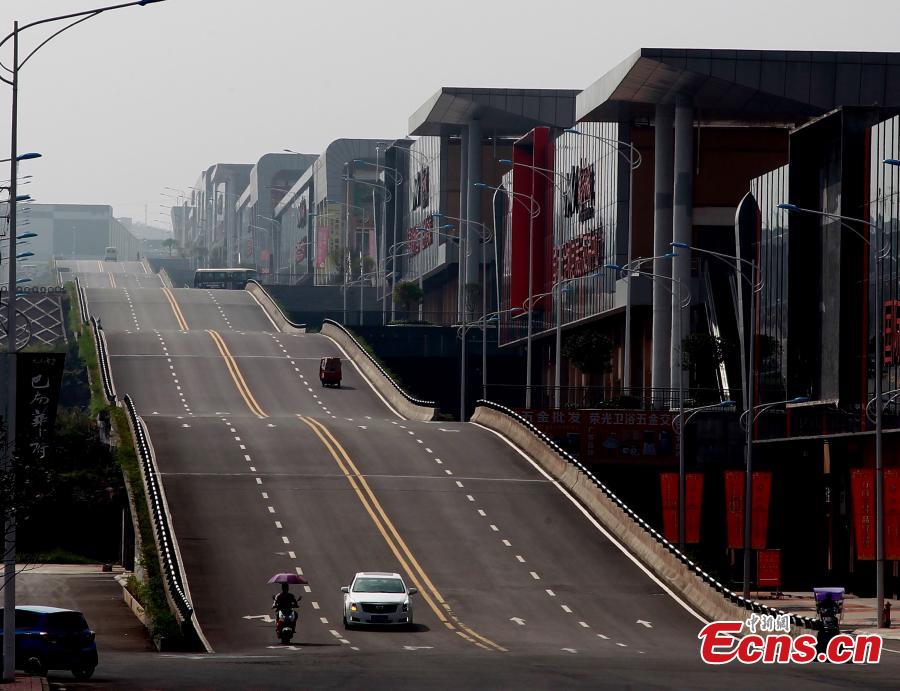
[671,95,694,394]
[651,105,674,398]
[458,129,469,319]
[465,117,482,317]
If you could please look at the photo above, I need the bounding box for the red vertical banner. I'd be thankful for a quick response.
[885,469,900,560]
[751,472,772,549]
[685,473,704,544]
[851,469,875,560]
[757,549,782,590]
[725,471,745,548]
[316,227,329,269]
[659,473,704,544]
[660,473,678,543]
[724,471,772,549]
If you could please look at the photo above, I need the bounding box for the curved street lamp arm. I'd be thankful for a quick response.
[19,12,100,70]
[566,129,642,170]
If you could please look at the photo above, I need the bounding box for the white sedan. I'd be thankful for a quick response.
[341,572,417,629]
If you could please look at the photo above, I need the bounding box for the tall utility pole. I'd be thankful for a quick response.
[3,23,20,684]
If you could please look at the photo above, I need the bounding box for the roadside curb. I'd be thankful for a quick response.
[0,674,49,690]
[244,280,306,333]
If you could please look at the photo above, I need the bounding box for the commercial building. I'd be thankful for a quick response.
[491,48,900,590]
[234,153,317,277]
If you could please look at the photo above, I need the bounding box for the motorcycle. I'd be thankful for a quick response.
[274,603,299,645]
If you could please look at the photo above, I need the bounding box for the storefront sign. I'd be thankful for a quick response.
[552,227,604,282]
[295,242,306,263]
[563,160,596,222]
[724,471,772,549]
[407,215,434,256]
[852,468,900,560]
[516,408,677,463]
[246,238,253,258]
[15,352,65,462]
[412,167,430,210]
[316,227,329,269]
[660,472,704,544]
[883,300,900,365]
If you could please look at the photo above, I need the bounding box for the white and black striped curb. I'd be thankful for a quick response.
[123,394,194,623]
[322,318,436,407]
[246,280,307,329]
[74,275,89,325]
[475,399,820,631]
[90,315,117,405]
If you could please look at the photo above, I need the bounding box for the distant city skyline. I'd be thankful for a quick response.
[3,0,899,229]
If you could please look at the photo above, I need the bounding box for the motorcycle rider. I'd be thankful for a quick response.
[272,582,300,634]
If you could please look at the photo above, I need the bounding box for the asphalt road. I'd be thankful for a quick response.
[62,260,900,688]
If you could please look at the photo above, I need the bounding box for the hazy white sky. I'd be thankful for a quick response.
[2,0,899,230]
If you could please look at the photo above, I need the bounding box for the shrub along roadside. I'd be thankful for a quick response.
[64,283,184,646]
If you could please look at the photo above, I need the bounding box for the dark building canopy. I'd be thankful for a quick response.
[577,48,900,125]
[409,87,579,137]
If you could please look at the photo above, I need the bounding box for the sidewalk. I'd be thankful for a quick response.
[0,676,48,691]
[753,590,900,640]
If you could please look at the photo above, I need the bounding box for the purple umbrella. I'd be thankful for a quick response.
[268,573,308,585]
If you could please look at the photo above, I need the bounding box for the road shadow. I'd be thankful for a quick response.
[345,623,430,633]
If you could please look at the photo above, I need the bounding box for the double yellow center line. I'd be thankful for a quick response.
[208,330,268,418]
[298,415,506,653]
[108,272,117,288]
[162,287,189,331]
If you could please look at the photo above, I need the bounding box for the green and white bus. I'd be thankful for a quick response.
[193,268,257,289]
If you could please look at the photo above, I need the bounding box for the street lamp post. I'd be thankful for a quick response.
[778,196,893,624]
[0,1,166,681]
[475,183,539,408]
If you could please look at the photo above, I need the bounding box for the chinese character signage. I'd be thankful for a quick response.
[724,470,772,550]
[852,468,900,560]
[412,167,429,210]
[552,227,605,282]
[884,300,900,365]
[563,160,596,223]
[295,242,306,263]
[407,215,434,256]
[515,408,678,463]
[14,353,65,462]
[296,196,308,230]
[660,472,704,544]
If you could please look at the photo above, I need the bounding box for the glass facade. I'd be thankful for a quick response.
[550,122,622,334]
[869,115,900,401]
[750,165,790,400]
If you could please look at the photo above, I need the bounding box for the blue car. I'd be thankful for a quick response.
[0,606,98,679]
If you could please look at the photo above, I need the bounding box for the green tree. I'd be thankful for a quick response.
[162,238,178,257]
[562,327,614,375]
[681,333,733,388]
[393,281,424,314]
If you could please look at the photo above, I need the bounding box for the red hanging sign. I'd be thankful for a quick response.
[852,469,876,560]
[659,472,703,544]
[724,471,772,549]
[887,469,900,560]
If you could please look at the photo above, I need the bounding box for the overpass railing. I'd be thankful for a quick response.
[322,318,436,409]
[74,275,89,326]
[245,279,307,330]
[90,315,116,404]
[475,399,820,631]
[123,394,195,625]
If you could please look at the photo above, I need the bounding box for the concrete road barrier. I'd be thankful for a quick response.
[321,321,436,422]
[471,404,810,635]
[245,280,305,333]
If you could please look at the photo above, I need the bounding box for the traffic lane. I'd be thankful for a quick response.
[172,288,275,333]
[313,418,699,653]
[275,331,407,420]
[105,287,185,333]
[145,415,340,653]
[148,415,455,654]
[115,273,163,290]
[77,271,113,289]
[84,288,143,331]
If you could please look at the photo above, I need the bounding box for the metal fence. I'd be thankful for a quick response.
[483,384,740,411]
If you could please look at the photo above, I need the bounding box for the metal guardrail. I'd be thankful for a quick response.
[475,399,820,631]
[123,394,195,624]
[90,315,116,404]
[74,275,89,325]
[322,318,436,408]
[245,279,307,329]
